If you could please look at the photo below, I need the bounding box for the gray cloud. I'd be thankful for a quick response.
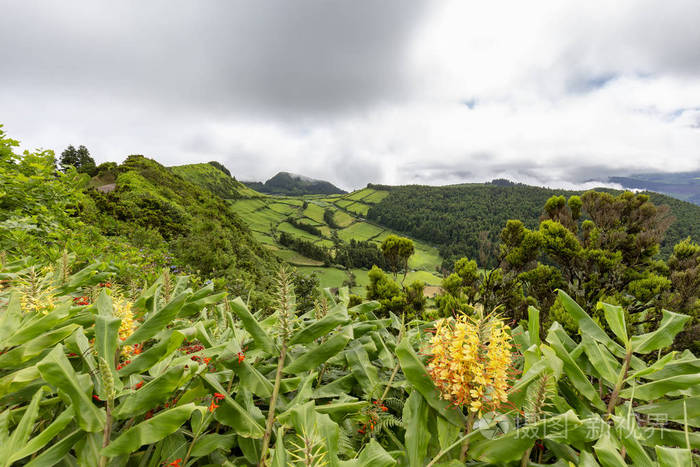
[1,1,699,190]
[1,1,427,116]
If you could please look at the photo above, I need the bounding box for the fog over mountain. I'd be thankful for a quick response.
[2,1,699,191]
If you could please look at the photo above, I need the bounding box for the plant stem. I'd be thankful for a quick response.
[379,315,405,403]
[520,446,532,467]
[184,411,213,466]
[259,340,287,466]
[459,410,476,461]
[99,399,113,467]
[606,347,633,416]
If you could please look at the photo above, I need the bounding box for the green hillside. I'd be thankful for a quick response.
[170,162,261,199]
[90,156,280,306]
[367,182,700,267]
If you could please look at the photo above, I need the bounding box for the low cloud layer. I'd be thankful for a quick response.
[1,1,699,190]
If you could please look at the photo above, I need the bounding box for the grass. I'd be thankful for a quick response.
[268,203,298,215]
[345,188,374,201]
[296,266,349,289]
[337,222,384,242]
[303,203,327,223]
[408,244,442,271]
[273,249,324,266]
[345,203,370,216]
[277,222,320,242]
[335,199,354,208]
[333,210,354,228]
[362,190,389,204]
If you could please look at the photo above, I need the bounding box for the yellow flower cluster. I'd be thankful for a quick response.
[427,313,512,414]
[113,299,136,354]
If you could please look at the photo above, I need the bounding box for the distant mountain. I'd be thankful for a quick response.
[609,171,700,205]
[242,171,346,196]
[170,162,260,199]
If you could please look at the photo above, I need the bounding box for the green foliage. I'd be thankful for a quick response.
[1,252,697,465]
[367,183,700,266]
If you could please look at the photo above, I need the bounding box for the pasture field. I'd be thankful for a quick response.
[337,221,384,242]
[333,210,355,227]
[276,221,320,241]
[345,202,370,216]
[295,265,349,289]
[302,202,326,223]
[230,188,444,293]
[362,189,389,203]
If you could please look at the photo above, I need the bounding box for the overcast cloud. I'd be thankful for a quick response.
[1,0,699,190]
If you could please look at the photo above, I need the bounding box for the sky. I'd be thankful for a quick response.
[1,1,699,191]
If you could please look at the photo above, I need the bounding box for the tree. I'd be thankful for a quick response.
[76,145,96,175]
[380,235,414,284]
[60,144,96,175]
[59,145,79,172]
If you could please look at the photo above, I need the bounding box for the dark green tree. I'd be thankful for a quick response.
[76,145,96,175]
[59,145,79,172]
[380,235,414,284]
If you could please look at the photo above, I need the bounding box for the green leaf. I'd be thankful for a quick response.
[635,395,700,427]
[228,361,273,398]
[36,345,105,432]
[7,407,74,465]
[117,330,185,377]
[315,401,367,415]
[592,431,626,467]
[3,304,74,348]
[581,339,619,385]
[629,309,690,354]
[350,439,396,467]
[558,290,624,356]
[619,373,700,401]
[201,373,264,438]
[527,306,541,350]
[469,411,582,463]
[546,328,606,411]
[345,341,379,392]
[24,430,85,467]
[0,324,80,369]
[610,413,654,466]
[190,433,236,457]
[114,365,187,419]
[655,446,692,467]
[1,387,44,467]
[289,308,350,345]
[0,292,22,344]
[403,391,431,467]
[599,302,627,345]
[124,292,187,345]
[395,338,465,427]
[94,314,122,393]
[0,366,41,398]
[102,403,196,456]
[229,297,276,354]
[313,374,355,398]
[283,333,350,374]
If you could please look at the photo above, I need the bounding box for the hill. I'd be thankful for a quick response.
[610,170,700,205]
[90,156,280,306]
[242,171,346,195]
[366,182,700,267]
[170,161,260,199]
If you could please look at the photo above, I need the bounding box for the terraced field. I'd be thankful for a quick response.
[228,187,445,296]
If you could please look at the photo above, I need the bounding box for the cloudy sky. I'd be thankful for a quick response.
[2,1,699,190]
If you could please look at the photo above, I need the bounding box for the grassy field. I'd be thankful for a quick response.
[337,221,384,242]
[229,187,443,292]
